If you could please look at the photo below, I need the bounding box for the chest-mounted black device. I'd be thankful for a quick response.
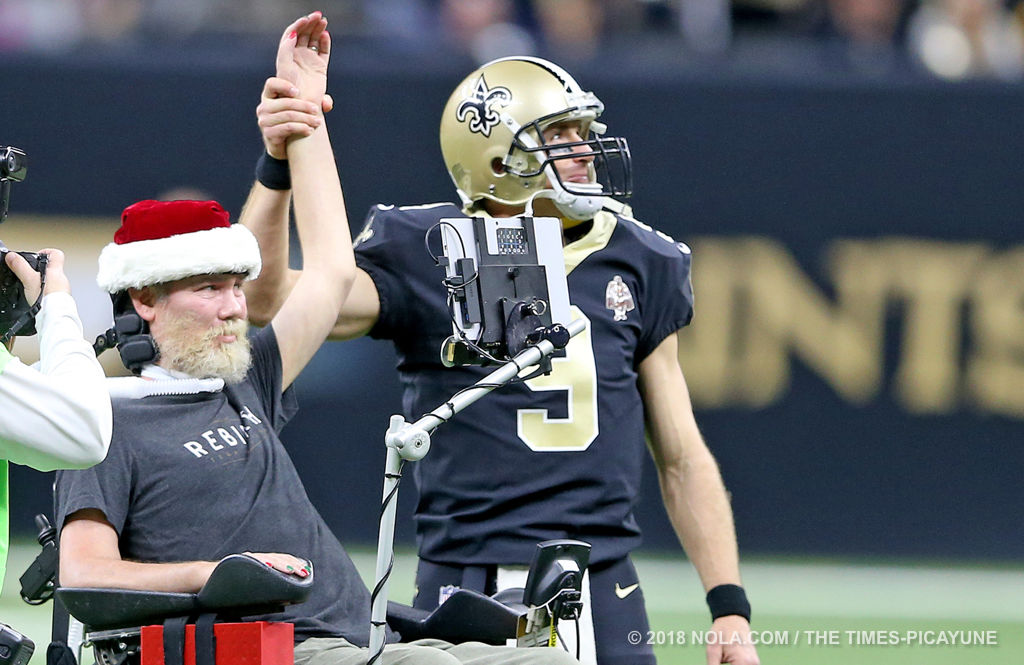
[435,216,572,370]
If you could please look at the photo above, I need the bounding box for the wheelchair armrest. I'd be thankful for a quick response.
[56,588,197,631]
[386,589,524,646]
[490,586,526,609]
[385,600,430,639]
[57,554,314,631]
[197,554,313,611]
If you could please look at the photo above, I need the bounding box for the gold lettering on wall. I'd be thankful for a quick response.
[678,237,1023,418]
[966,247,1024,417]
[885,240,987,413]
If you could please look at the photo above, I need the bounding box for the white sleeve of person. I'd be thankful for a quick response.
[0,291,112,471]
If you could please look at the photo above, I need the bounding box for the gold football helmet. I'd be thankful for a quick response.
[439,57,632,220]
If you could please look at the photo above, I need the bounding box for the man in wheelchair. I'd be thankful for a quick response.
[52,13,576,665]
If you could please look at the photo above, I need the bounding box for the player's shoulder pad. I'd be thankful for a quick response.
[613,211,693,261]
[355,202,459,248]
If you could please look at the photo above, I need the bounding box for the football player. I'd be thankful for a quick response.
[241,56,760,665]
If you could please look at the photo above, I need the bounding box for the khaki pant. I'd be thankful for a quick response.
[294,636,579,665]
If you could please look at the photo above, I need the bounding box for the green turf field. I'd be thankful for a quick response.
[3,541,1021,664]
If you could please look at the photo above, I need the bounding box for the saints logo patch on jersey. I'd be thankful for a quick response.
[605,275,635,321]
[456,76,511,138]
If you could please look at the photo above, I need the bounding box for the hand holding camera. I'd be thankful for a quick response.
[0,245,47,342]
[4,248,67,302]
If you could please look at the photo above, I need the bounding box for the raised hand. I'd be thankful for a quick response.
[256,77,323,159]
[275,11,331,106]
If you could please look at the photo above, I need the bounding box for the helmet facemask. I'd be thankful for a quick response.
[505,106,632,220]
[509,113,631,198]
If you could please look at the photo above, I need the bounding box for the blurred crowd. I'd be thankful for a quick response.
[2,0,1023,81]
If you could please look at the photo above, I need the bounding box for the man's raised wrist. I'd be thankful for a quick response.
[255,151,291,190]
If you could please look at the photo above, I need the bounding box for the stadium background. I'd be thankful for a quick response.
[1,1,1023,663]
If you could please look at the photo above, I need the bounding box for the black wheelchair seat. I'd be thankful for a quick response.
[384,539,591,647]
[386,588,527,646]
[57,554,313,631]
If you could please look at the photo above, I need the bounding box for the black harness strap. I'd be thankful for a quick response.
[163,616,188,665]
[194,613,217,665]
[46,642,77,665]
[49,596,71,647]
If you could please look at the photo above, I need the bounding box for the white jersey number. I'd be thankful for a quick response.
[516,307,599,451]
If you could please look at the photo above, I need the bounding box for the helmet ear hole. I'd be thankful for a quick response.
[491,158,506,175]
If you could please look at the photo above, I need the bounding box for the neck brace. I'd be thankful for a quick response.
[107,363,225,399]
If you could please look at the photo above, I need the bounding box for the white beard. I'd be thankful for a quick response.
[156,312,252,385]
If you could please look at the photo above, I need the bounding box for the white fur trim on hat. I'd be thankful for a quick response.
[96,224,262,293]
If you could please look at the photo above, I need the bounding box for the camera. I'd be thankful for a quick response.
[0,146,44,340]
[1,146,27,182]
[1,146,27,225]
[0,244,42,338]
[0,623,33,665]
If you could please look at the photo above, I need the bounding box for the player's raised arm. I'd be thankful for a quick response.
[263,12,354,388]
[241,22,380,342]
[240,67,330,328]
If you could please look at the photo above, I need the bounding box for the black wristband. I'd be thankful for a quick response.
[255,151,291,190]
[706,584,751,622]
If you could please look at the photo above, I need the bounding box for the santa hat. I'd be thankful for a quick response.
[97,199,262,293]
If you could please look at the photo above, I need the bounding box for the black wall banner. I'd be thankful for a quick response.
[2,51,1020,560]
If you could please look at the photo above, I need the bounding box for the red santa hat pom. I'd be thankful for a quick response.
[97,200,262,293]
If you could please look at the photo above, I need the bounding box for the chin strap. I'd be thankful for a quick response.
[599,197,633,218]
[526,186,606,222]
[527,184,623,223]
[550,185,605,221]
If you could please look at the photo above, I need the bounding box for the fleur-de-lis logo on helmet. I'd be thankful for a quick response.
[456,75,512,138]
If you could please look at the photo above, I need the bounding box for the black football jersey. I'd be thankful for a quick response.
[354,202,694,565]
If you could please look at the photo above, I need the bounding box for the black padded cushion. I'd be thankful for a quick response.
[196,554,312,609]
[57,554,314,630]
[57,588,197,631]
[386,589,522,645]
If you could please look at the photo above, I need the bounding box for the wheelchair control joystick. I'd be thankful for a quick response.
[518,540,590,649]
[19,514,58,605]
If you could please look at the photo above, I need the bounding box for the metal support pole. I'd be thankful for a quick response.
[367,420,411,661]
[367,319,585,663]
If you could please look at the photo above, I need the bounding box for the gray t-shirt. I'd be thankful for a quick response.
[56,326,378,645]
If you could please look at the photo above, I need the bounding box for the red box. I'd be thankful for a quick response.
[140,621,293,665]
